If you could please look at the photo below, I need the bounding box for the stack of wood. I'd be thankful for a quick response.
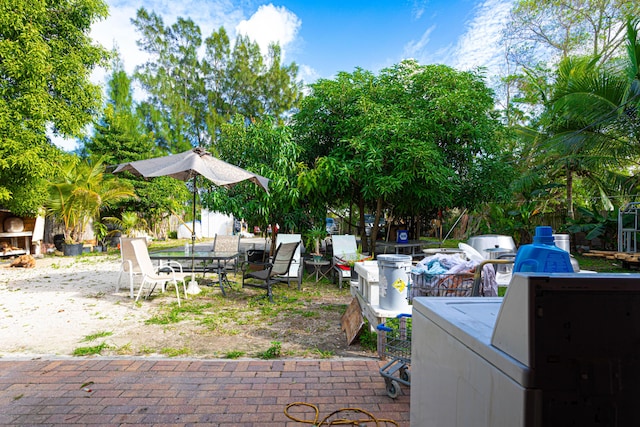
[583,250,640,264]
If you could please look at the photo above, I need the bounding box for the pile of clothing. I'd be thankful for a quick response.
[410,253,497,300]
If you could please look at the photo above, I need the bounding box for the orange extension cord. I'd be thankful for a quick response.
[284,402,400,426]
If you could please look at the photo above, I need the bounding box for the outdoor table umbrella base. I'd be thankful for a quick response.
[186,280,202,295]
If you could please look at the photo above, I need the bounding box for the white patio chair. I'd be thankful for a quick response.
[131,239,188,306]
[332,234,364,289]
[117,237,147,298]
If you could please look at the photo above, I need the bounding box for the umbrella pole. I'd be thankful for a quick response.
[186,175,201,295]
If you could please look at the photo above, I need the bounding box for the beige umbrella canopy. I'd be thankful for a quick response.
[114,147,269,290]
[113,147,269,191]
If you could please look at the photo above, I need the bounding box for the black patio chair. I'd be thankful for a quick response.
[242,241,301,302]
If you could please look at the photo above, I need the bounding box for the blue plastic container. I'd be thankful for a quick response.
[513,226,573,273]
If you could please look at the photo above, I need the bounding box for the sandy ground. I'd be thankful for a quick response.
[0,254,149,358]
[0,251,371,360]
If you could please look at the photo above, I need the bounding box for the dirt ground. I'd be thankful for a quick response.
[0,253,375,359]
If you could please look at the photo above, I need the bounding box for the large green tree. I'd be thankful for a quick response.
[211,116,303,243]
[131,8,302,152]
[294,60,514,252]
[84,59,191,233]
[84,57,155,165]
[0,0,110,215]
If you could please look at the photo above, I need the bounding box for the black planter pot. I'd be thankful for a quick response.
[62,243,83,256]
[53,234,65,251]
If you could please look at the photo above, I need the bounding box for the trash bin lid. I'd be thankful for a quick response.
[377,254,412,265]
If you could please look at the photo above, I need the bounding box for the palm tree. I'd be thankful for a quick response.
[46,156,136,243]
[102,211,148,238]
[519,19,640,219]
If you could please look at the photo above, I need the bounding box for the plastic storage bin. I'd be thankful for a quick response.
[378,254,412,311]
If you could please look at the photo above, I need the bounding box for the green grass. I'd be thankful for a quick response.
[160,347,191,357]
[225,350,246,359]
[72,342,111,356]
[359,322,378,352]
[573,254,629,273]
[81,331,113,342]
[57,249,369,358]
[144,300,213,325]
[313,348,335,358]
[129,269,357,358]
[257,341,282,359]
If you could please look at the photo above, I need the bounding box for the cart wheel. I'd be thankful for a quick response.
[386,379,400,399]
[400,367,411,383]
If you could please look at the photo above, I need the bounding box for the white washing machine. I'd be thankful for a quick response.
[411,273,640,427]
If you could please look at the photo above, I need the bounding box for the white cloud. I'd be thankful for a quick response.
[411,0,428,20]
[403,25,436,59]
[450,0,513,74]
[298,64,320,90]
[402,0,513,78]
[50,134,79,152]
[235,4,301,60]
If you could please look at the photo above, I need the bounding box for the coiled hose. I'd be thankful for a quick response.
[284,402,400,426]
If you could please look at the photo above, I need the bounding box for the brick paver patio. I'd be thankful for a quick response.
[0,358,410,426]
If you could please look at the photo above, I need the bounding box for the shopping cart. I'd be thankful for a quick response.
[376,313,411,398]
[409,259,514,301]
[409,271,476,299]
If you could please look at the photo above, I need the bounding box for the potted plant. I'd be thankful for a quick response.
[337,247,372,281]
[103,211,148,241]
[45,156,135,256]
[92,220,109,252]
[305,226,328,262]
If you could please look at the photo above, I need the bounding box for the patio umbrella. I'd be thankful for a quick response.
[113,147,269,293]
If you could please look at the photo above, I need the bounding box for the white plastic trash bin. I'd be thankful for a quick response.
[378,254,412,311]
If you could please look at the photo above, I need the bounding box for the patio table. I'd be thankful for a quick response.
[376,240,430,258]
[304,258,332,283]
[149,250,239,296]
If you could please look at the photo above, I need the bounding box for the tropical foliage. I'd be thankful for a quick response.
[514,19,640,227]
[45,156,135,243]
[212,116,304,237]
[0,0,110,215]
[83,58,192,235]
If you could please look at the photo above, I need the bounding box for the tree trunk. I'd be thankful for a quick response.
[566,165,574,220]
[358,196,368,253]
[371,197,384,255]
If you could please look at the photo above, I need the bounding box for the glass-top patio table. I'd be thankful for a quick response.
[149,250,239,296]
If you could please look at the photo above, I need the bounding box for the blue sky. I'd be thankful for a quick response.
[94,0,514,81]
[56,0,514,150]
